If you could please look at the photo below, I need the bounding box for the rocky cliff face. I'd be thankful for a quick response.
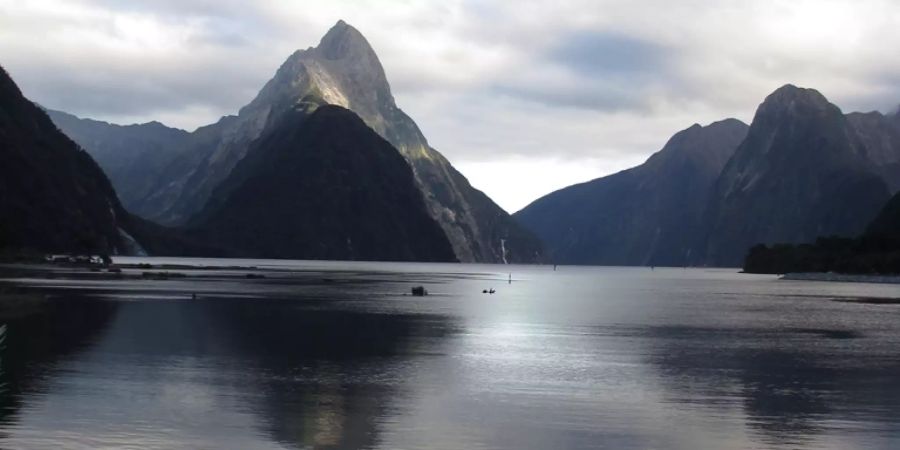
[133,20,541,263]
[515,119,748,266]
[0,66,134,254]
[702,85,891,266]
[846,110,900,191]
[189,105,457,262]
[44,109,190,210]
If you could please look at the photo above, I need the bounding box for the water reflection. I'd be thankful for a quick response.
[644,324,900,446]
[3,263,900,449]
[0,291,458,449]
[0,295,118,425]
[196,298,458,449]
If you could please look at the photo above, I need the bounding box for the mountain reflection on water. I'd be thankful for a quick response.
[1,260,900,449]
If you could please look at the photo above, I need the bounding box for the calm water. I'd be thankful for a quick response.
[1,259,900,449]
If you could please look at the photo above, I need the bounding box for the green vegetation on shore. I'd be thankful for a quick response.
[744,191,900,274]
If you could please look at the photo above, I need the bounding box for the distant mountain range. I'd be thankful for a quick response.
[47,21,542,263]
[515,118,748,266]
[44,109,191,210]
[0,65,211,257]
[6,20,899,266]
[516,85,900,267]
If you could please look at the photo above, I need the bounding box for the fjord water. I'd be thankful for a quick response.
[1,260,899,449]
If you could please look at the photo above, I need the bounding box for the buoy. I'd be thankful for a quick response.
[411,286,428,296]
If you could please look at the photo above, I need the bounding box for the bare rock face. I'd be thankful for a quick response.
[702,85,891,266]
[135,20,542,263]
[515,119,748,266]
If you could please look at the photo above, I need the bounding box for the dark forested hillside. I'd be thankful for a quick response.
[744,190,900,274]
[0,65,133,255]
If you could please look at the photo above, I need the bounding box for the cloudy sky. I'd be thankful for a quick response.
[2,0,899,212]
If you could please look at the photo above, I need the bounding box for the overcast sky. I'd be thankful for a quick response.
[2,0,899,212]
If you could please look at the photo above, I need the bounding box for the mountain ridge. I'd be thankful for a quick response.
[516,84,899,267]
[130,20,541,263]
[515,118,748,266]
[701,84,891,266]
[45,108,191,210]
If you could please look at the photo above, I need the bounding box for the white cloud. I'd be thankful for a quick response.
[1,0,898,211]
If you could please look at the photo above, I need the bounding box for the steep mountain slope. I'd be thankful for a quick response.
[138,20,542,263]
[0,66,138,255]
[0,66,222,257]
[189,105,457,262]
[44,109,190,211]
[744,190,900,275]
[703,85,891,266]
[846,110,900,191]
[515,119,748,266]
[866,190,900,240]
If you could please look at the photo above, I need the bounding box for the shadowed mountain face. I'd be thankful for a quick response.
[517,84,898,267]
[703,85,891,266]
[866,190,900,240]
[846,110,900,191]
[743,189,900,275]
[0,66,135,255]
[189,105,457,262]
[44,109,190,211]
[130,20,541,263]
[0,66,224,257]
[515,119,748,266]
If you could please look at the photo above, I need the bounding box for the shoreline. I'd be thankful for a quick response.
[780,272,900,284]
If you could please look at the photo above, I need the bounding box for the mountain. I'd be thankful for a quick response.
[0,65,142,255]
[744,190,900,275]
[134,20,542,263]
[514,119,748,266]
[865,190,900,240]
[0,66,224,258]
[43,109,190,211]
[703,85,891,266]
[845,110,900,191]
[188,104,457,262]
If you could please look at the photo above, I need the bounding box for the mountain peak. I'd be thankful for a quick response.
[652,118,748,169]
[317,20,373,60]
[751,84,840,125]
[762,84,832,111]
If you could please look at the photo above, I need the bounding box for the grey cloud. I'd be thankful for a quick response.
[491,82,651,112]
[88,0,253,20]
[549,31,668,77]
[484,31,678,112]
[12,56,272,127]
